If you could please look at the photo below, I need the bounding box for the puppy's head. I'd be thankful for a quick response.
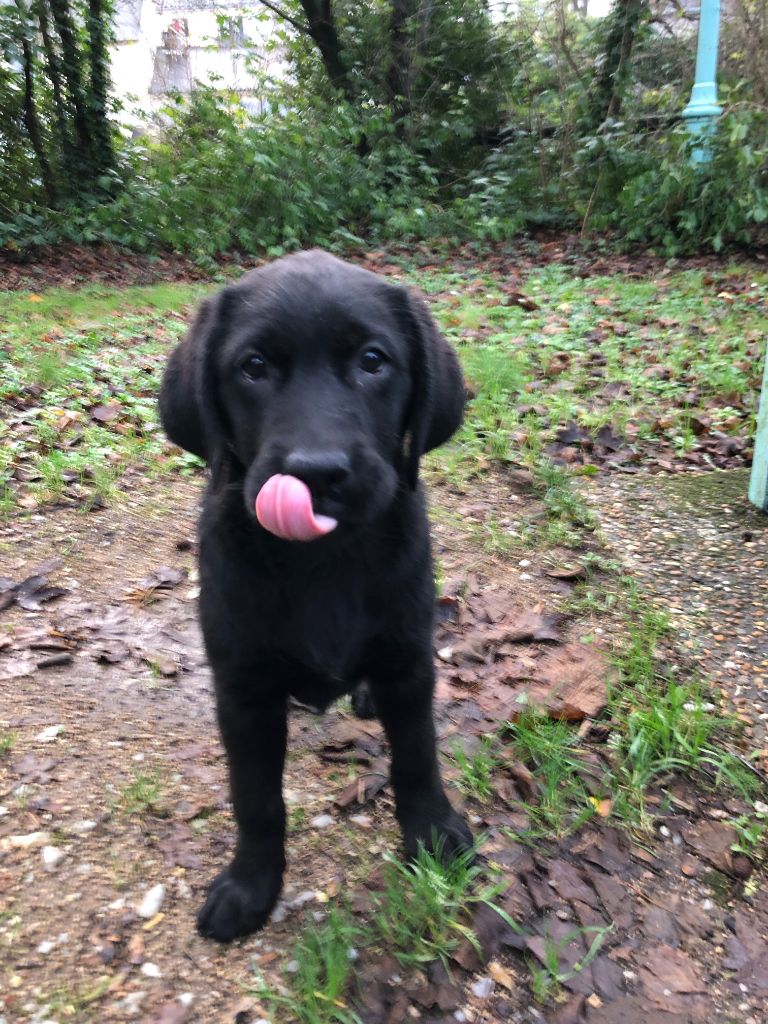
[159,251,465,536]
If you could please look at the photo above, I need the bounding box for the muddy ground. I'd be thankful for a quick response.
[1,470,767,1024]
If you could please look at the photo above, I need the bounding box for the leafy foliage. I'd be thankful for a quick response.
[0,1,766,257]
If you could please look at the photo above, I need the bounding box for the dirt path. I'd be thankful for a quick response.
[1,474,767,1024]
[588,469,768,752]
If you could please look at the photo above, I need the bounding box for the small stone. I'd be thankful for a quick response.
[0,805,8,817]
[471,977,494,999]
[349,814,371,827]
[117,992,146,1013]
[286,960,299,973]
[287,890,316,909]
[35,725,63,742]
[37,940,55,954]
[138,883,165,919]
[270,903,287,923]
[141,962,162,978]
[587,994,603,1008]
[178,993,194,1007]
[6,831,52,850]
[311,814,334,829]
[70,819,97,833]
[437,646,453,662]
[42,846,64,868]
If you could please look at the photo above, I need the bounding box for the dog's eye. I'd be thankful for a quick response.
[359,348,387,374]
[241,354,267,381]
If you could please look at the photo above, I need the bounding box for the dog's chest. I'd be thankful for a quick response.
[269,575,368,679]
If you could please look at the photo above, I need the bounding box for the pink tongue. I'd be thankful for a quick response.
[255,474,338,542]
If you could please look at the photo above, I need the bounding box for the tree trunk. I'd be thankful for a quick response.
[14,2,57,205]
[86,0,116,176]
[298,0,355,103]
[48,0,94,175]
[387,0,414,123]
[588,0,647,128]
[37,0,71,174]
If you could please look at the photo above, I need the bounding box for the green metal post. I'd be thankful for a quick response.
[749,351,768,513]
[681,0,722,163]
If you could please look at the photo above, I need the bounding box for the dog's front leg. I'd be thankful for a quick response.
[197,684,287,942]
[371,658,472,861]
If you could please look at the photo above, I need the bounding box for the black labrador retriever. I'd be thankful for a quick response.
[159,250,472,942]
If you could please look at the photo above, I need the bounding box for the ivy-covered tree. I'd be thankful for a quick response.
[0,0,117,210]
[257,0,511,174]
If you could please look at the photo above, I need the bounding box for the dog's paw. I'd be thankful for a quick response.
[197,865,282,942]
[403,807,474,863]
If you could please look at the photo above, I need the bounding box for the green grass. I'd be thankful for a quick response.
[115,769,166,817]
[503,713,598,840]
[2,263,764,512]
[452,737,498,802]
[427,263,766,480]
[0,729,16,755]
[495,590,762,838]
[255,842,515,1022]
[0,282,208,511]
[372,841,512,968]
[608,604,762,820]
[528,924,613,1004]
[730,804,768,860]
[39,977,112,1023]
[255,905,364,1024]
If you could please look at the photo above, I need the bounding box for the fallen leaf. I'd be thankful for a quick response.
[589,796,613,817]
[143,652,178,677]
[637,944,707,1011]
[683,820,740,876]
[91,400,123,423]
[501,643,612,722]
[125,567,186,603]
[334,761,389,808]
[488,960,516,991]
[544,564,590,582]
[127,932,145,965]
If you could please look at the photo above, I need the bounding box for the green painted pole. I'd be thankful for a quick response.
[681,0,722,163]
[749,351,768,512]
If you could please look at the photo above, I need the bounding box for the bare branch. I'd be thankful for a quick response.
[256,0,310,35]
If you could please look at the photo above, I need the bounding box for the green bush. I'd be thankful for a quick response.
[1,6,765,257]
[610,108,768,252]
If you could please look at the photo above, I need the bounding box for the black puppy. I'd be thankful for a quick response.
[159,250,472,942]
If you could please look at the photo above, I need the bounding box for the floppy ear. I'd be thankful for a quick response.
[397,288,467,488]
[159,294,231,465]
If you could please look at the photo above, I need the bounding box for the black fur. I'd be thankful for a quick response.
[159,250,471,942]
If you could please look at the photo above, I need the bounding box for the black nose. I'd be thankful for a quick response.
[283,450,351,493]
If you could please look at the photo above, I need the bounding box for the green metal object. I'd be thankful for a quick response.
[749,350,768,512]
[681,0,722,163]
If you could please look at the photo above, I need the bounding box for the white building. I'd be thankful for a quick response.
[111,0,286,117]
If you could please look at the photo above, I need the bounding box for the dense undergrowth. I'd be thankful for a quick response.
[1,3,766,258]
